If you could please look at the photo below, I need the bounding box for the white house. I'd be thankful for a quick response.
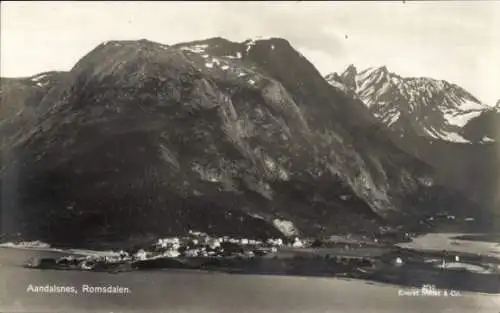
[208,239,221,249]
[164,250,181,258]
[292,237,304,248]
[184,249,199,257]
[171,243,181,250]
[267,238,284,246]
[157,239,168,248]
[118,250,129,259]
[169,237,180,245]
[134,249,148,261]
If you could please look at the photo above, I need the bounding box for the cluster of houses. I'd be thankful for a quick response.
[18,229,322,274]
[123,231,309,261]
[37,231,311,271]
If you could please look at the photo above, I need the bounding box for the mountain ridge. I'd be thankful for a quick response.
[0,37,491,247]
[326,65,493,144]
[325,64,499,217]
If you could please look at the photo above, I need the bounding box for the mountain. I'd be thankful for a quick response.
[0,72,68,143]
[325,65,495,144]
[0,38,489,247]
[461,104,500,142]
[326,66,499,214]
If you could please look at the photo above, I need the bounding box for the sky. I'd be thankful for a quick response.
[1,1,499,105]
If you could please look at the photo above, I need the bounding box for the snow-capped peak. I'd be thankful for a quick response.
[325,65,491,144]
[341,64,357,80]
[358,66,388,78]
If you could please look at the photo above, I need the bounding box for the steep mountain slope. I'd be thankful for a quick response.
[326,65,494,143]
[461,106,500,142]
[0,72,68,145]
[0,71,69,178]
[0,38,487,247]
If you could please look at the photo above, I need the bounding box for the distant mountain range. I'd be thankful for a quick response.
[326,65,498,144]
[0,37,496,247]
[326,65,499,217]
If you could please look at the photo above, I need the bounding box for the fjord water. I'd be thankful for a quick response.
[1,236,499,313]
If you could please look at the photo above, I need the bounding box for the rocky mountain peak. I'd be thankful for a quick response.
[344,64,357,74]
[339,64,358,88]
[326,65,491,143]
[0,37,491,246]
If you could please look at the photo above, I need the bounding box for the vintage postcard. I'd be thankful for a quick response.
[1,1,499,312]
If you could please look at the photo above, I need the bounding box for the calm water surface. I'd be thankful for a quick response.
[1,248,499,313]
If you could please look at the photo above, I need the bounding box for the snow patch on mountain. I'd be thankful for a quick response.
[224,52,243,60]
[438,131,469,143]
[272,219,299,237]
[386,111,401,127]
[442,99,485,127]
[179,44,208,54]
[30,73,49,82]
[422,126,468,143]
[325,65,491,144]
[326,79,351,94]
[243,37,277,54]
[253,36,275,41]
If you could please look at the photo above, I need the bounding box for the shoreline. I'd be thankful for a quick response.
[0,243,122,257]
[2,232,499,259]
[3,233,499,296]
[2,246,498,297]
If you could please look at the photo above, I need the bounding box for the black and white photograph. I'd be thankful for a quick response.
[0,1,499,312]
